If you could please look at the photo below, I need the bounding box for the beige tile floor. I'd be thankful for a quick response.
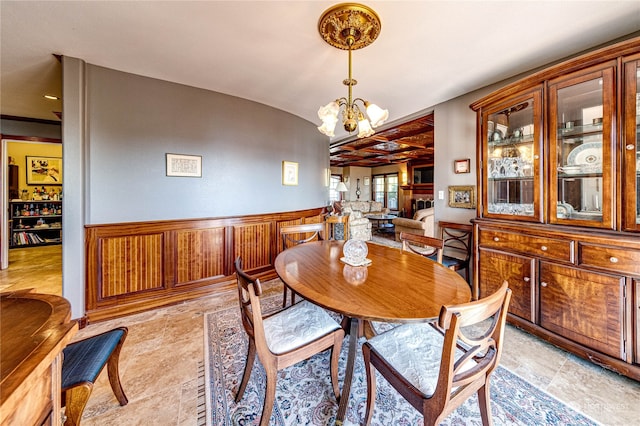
[3,246,639,425]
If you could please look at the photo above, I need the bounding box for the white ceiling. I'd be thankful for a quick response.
[2,1,640,140]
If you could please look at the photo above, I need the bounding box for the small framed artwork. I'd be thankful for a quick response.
[454,158,471,174]
[448,185,476,209]
[282,161,298,186]
[166,153,202,177]
[26,156,63,185]
[364,176,370,186]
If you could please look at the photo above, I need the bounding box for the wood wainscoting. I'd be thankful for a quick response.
[85,208,324,322]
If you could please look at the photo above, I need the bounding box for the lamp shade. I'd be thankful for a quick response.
[357,116,374,138]
[366,102,389,128]
[336,182,348,192]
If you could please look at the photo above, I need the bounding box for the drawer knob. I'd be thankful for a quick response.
[493,237,500,242]
[626,144,635,150]
[541,282,548,287]
[534,155,539,160]
[540,245,548,251]
[609,257,618,263]
[523,277,530,282]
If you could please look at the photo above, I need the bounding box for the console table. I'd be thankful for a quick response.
[1,290,78,425]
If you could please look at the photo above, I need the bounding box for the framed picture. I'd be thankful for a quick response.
[364,176,370,186]
[282,161,298,186]
[26,156,63,185]
[454,158,471,174]
[166,153,202,177]
[448,185,476,209]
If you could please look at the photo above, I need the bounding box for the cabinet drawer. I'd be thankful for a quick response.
[579,243,640,276]
[479,229,574,263]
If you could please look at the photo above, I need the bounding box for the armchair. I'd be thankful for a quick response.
[335,202,373,241]
[392,208,435,241]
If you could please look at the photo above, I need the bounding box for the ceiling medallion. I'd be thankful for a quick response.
[318,3,381,51]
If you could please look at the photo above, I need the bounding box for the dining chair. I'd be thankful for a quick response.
[280,222,325,307]
[400,232,444,264]
[431,221,473,283]
[233,257,344,426]
[362,281,511,426]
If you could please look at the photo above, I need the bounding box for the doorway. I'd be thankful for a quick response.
[1,138,62,295]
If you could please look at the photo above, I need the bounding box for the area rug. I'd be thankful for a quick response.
[204,295,599,426]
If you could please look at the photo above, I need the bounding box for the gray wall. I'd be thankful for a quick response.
[62,58,329,317]
[85,65,329,224]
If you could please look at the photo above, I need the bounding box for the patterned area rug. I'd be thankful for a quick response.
[205,295,599,426]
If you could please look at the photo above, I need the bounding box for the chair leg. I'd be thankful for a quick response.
[362,345,377,426]
[259,367,278,426]
[235,338,256,402]
[63,384,93,426]
[477,381,493,426]
[329,333,343,400]
[106,336,128,406]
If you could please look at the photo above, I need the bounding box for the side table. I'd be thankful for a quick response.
[324,214,349,240]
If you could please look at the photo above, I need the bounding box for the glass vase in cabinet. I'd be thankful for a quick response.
[481,89,543,221]
[548,64,615,229]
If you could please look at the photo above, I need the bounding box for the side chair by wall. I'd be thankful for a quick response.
[279,222,325,307]
[433,221,473,283]
[362,281,511,426]
[233,257,344,426]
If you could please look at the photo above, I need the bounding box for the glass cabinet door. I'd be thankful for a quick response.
[482,89,542,221]
[623,55,640,231]
[549,65,615,229]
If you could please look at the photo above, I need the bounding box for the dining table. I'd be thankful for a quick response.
[274,240,471,425]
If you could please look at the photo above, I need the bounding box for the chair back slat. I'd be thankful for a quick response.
[234,257,264,342]
[280,223,325,249]
[437,281,511,391]
[438,221,472,262]
[399,232,444,264]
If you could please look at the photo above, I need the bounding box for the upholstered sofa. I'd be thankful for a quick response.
[339,201,390,217]
[391,208,435,241]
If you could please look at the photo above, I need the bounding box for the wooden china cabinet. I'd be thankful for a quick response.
[470,36,640,380]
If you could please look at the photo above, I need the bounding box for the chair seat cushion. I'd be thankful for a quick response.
[366,323,475,397]
[263,301,341,354]
[62,329,125,389]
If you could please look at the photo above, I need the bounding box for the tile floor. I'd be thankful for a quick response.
[2,246,639,425]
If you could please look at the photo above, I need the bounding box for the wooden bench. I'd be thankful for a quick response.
[61,327,128,425]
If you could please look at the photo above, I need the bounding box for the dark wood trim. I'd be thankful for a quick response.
[0,134,62,144]
[1,115,62,126]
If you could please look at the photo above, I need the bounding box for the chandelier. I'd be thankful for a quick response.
[317,3,388,138]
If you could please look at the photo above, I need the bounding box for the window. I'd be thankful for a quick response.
[372,173,398,210]
[329,175,343,202]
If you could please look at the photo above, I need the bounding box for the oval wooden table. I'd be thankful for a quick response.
[274,240,471,425]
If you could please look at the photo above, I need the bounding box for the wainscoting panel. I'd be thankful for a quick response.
[99,233,165,298]
[175,227,225,285]
[233,222,272,275]
[85,208,323,322]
